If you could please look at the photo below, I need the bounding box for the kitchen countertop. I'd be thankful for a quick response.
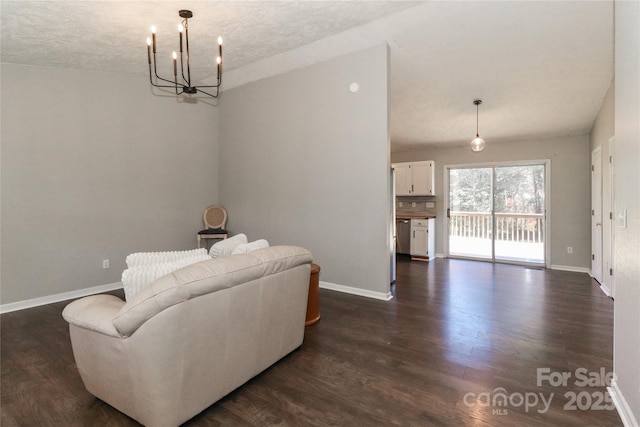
[396,215,436,220]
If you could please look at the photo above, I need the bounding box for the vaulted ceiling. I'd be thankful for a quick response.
[1,1,614,152]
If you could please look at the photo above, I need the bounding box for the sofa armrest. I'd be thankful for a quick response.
[62,294,125,338]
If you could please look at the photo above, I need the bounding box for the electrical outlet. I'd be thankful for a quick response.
[102,259,110,269]
[426,202,435,208]
[411,202,416,208]
[567,247,573,254]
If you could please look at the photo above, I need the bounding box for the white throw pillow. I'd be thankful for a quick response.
[122,253,210,301]
[126,248,208,268]
[231,239,270,255]
[209,233,248,258]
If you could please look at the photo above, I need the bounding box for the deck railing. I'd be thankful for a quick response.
[449,212,544,243]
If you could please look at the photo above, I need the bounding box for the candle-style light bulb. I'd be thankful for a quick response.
[151,26,157,53]
[146,37,152,64]
[173,51,177,76]
[217,36,222,71]
[178,24,184,53]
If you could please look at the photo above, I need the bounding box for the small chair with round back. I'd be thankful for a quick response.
[197,206,228,248]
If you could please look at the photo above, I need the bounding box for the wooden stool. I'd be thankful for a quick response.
[305,263,321,326]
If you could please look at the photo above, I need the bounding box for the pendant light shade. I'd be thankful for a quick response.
[471,99,485,152]
[471,135,485,152]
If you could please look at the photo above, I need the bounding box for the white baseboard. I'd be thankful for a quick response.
[600,284,612,297]
[435,253,446,258]
[0,282,123,314]
[319,281,393,301]
[609,379,640,427]
[550,264,591,274]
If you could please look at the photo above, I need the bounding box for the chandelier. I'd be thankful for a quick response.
[146,10,222,98]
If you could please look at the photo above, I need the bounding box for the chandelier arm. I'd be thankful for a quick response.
[189,82,222,89]
[195,68,222,89]
[195,87,220,98]
[153,74,180,86]
[179,51,188,86]
[148,62,154,85]
[151,52,180,86]
[150,81,186,90]
[149,65,180,87]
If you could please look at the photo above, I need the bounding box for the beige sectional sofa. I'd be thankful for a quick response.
[62,246,313,427]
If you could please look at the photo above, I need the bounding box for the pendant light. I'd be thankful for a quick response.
[471,99,486,152]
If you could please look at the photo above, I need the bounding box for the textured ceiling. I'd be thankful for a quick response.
[1,1,614,153]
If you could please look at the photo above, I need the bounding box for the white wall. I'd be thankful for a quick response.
[1,64,219,304]
[612,0,640,423]
[219,44,392,298]
[392,135,592,269]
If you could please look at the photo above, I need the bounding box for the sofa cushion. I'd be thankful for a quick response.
[231,239,269,255]
[121,253,211,301]
[209,233,247,258]
[113,246,313,337]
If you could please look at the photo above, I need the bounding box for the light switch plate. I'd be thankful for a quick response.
[617,208,627,228]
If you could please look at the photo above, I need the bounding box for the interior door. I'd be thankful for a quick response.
[592,147,603,284]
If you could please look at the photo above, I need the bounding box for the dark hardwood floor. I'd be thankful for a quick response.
[1,258,622,426]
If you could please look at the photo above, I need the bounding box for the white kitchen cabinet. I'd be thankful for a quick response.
[392,161,435,196]
[410,218,435,261]
[393,163,412,196]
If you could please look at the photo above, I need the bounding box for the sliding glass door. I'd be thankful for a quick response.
[448,167,493,260]
[448,163,546,265]
[494,165,545,263]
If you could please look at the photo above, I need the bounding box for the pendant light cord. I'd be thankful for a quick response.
[474,99,482,137]
[476,103,479,137]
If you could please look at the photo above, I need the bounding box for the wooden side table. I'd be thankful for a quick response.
[305,263,321,326]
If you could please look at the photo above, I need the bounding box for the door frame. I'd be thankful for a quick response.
[591,146,604,284]
[606,136,616,298]
[444,159,551,268]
